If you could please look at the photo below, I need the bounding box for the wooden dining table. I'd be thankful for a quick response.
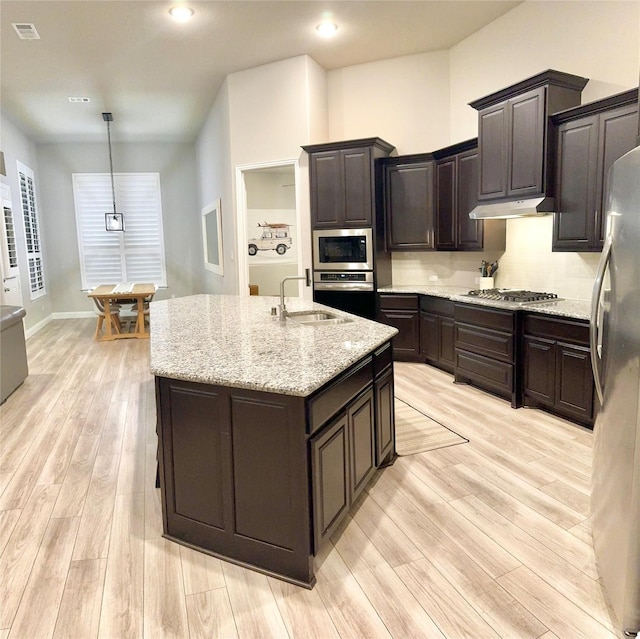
[88,283,156,340]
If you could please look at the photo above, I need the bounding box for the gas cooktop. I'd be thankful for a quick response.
[465,288,562,305]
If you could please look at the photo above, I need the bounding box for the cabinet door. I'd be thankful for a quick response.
[439,317,456,371]
[348,388,376,502]
[385,162,435,250]
[508,87,545,197]
[311,413,349,551]
[378,309,419,359]
[478,101,509,200]
[310,151,342,228]
[595,104,639,247]
[553,115,599,251]
[523,335,556,405]
[343,148,373,227]
[555,342,593,422]
[160,381,229,535]
[375,368,395,466]
[456,149,482,250]
[419,311,439,361]
[435,158,456,249]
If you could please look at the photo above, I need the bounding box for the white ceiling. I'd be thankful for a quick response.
[0,0,521,144]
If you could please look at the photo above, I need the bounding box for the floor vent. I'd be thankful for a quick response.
[12,23,40,40]
[68,97,91,103]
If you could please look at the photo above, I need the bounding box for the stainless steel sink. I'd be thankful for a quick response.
[286,310,353,326]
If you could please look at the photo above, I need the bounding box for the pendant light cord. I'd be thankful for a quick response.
[106,119,117,215]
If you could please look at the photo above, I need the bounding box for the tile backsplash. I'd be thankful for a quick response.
[391,215,601,301]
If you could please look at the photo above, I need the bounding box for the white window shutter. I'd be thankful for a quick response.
[73,173,166,289]
[17,161,46,299]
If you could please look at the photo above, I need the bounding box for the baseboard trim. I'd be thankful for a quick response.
[52,311,95,320]
[25,315,53,339]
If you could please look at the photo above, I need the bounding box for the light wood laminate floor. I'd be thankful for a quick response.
[0,318,618,638]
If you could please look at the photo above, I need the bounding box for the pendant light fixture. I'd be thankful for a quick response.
[102,112,124,232]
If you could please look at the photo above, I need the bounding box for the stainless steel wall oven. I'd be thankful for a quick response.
[313,228,373,271]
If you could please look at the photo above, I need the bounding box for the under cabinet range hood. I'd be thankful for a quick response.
[469,196,555,220]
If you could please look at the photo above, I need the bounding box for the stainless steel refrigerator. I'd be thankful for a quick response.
[591,143,640,637]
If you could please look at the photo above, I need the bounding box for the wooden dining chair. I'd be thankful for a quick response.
[92,296,122,338]
[130,285,157,332]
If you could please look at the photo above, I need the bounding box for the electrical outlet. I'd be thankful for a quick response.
[428,275,438,282]
[474,277,480,284]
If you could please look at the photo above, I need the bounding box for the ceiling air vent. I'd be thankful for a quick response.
[12,23,40,40]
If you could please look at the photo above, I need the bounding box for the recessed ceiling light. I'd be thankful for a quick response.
[169,6,194,22]
[316,21,338,37]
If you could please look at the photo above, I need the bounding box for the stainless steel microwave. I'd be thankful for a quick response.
[313,228,373,271]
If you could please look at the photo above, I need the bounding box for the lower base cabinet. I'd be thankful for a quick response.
[522,314,594,426]
[156,342,395,587]
[311,388,376,552]
[420,296,455,373]
[377,294,420,360]
[454,303,517,406]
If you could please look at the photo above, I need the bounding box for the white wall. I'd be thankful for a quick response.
[36,141,200,313]
[196,55,327,296]
[0,114,53,331]
[438,0,639,299]
[196,79,234,294]
[327,50,451,154]
[449,0,640,141]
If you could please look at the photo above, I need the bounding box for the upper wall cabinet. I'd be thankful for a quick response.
[380,153,435,250]
[469,70,588,206]
[303,138,395,229]
[434,139,483,251]
[551,88,639,252]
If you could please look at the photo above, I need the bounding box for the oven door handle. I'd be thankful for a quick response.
[313,283,374,291]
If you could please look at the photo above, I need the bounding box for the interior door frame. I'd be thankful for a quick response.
[0,182,23,307]
[235,158,305,297]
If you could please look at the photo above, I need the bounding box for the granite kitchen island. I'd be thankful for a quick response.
[150,294,397,587]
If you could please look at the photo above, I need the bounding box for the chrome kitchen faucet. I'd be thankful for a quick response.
[278,269,311,320]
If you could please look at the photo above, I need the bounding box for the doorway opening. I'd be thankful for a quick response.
[236,160,303,298]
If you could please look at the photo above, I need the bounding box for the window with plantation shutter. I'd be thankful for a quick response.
[72,173,167,290]
[17,161,46,299]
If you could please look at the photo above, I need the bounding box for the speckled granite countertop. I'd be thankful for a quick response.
[377,285,591,321]
[149,294,398,397]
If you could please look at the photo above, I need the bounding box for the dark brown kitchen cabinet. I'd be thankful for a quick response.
[377,294,420,360]
[469,70,588,205]
[303,138,395,229]
[435,141,483,250]
[311,386,375,550]
[373,342,395,466]
[419,296,455,373]
[454,303,517,406]
[311,412,349,549]
[522,314,594,427]
[381,154,435,250]
[552,89,639,252]
[157,341,394,586]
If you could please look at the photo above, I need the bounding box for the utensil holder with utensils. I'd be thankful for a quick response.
[479,277,494,290]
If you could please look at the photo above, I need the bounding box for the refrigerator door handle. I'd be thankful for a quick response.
[590,232,612,405]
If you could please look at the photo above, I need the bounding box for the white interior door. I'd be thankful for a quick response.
[1,183,24,307]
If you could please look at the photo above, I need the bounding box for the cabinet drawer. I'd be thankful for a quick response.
[455,324,514,363]
[378,294,419,310]
[455,303,514,332]
[420,295,454,316]
[455,349,513,396]
[523,314,589,345]
[308,356,373,435]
